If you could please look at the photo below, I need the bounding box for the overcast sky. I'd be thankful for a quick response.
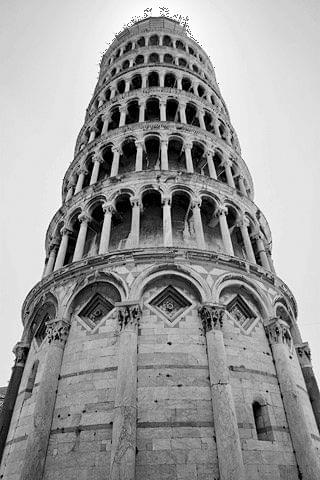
[1,0,319,386]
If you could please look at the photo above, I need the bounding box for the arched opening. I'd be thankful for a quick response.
[210,95,216,106]
[111,68,116,77]
[125,100,139,124]
[248,224,262,267]
[145,98,160,121]
[213,152,227,183]
[122,59,130,70]
[130,74,142,90]
[115,49,120,59]
[109,194,132,251]
[140,190,163,246]
[164,73,176,88]
[99,145,113,181]
[104,88,111,101]
[168,137,186,171]
[117,79,125,94]
[227,207,245,259]
[137,37,145,47]
[108,106,120,131]
[200,197,221,251]
[253,401,273,441]
[143,136,160,170]
[171,192,195,247]
[163,35,173,47]
[192,64,199,73]
[135,55,144,65]
[204,111,215,133]
[186,103,200,127]
[178,58,187,67]
[82,155,94,189]
[188,46,196,56]
[119,138,136,174]
[219,122,228,141]
[147,71,159,87]
[166,99,180,122]
[199,54,203,63]
[84,203,104,257]
[164,54,174,64]
[124,41,132,53]
[176,40,186,51]
[149,53,160,63]
[149,35,159,46]
[197,84,205,97]
[192,143,208,175]
[94,117,103,139]
[182,77,193,93]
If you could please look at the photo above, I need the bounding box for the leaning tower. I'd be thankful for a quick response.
[1,15,320,480]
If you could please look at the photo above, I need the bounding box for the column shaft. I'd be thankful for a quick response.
[255,236,270,270]
[43,245,58,277]
[99,205,113,254]
[54,229,70,270]
[161,141,168,170]
[184,144,194,173]
[135,143,143,171]
[192,202,206,249]
[179,104,186,124]
[162,198,172,246]
[223,160,235,188]
[111,149,120,177]
[217,209,234,256]
[129,199,140,247]
[74,171,87,194]
[160,102,166,121]
[206,152,217,180]
[90,158,102,185]
[239,223,256,263]
[73,215,90,262]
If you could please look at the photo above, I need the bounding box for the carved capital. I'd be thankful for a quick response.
[296,342,312,366]
[102,202,115,214]
[265,317,292,349]
[13,342,29,366]
[236,215,249,229]
[93,153,104,164]
[111,145,121,155]
[191,198,202,209]
[78,212,92,224]
[199,304,225,333]
[222,157,232,168]
[60,226,73,237]
[130,196,141,208]
[46,319,70,345]
[118,304,141,330]
[135,139,144,149]
[79,167,88,176]
[184,140,193,150]
[215,205,228,217]
[162,195,171,206]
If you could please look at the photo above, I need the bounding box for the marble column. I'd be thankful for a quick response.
[199,305,245,480]
[222,157,235,188]
[90,154,104,185]
[176,76,182,90]
[73,213,91,262]
[162,196,172,246]
[110,304,141,480]
[198,109,206,130]
[65,184,74,201]
[74,168,88,194]
[119,106,127,127]
[129,197,140,247]
[102,114,110,135]
[179,102,187,124]
[124,79,130,93]
[265,318,320,479]
[296,343,320,432]
[160,138,168,170]
[237,218,256,263]
[184,141,194,173]
[141,74,147,88]
[0,342,29,463]
[98,203,114,254]
[160,100,166,121]
[251,232,270,270]
[135,140,144,171]
[159,72,165,87]
[19,319,70,480]
[206,151,217,180]
[216,206,234,256]
[191,199,206,249]
[238,174,247,195]
[110,146,121,177]
[54,227,72,270]
[138,100,145,122]
[43,240,59,277]
[89,126,98,143]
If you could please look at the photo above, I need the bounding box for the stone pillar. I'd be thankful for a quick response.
[179,102,187,124]
[296,343,320,432]
[89,126,98,143]
[252,232,270,270]
[199,305,245,480]
[265,318,320,479]
[111,146,121,177]
[74,168,88,194]
[119,105,127,127]
[141,74,147,88]
[206,151,217,180]
[110,304,141,480]
[43,240,59,277]
[124,79,130,93]
[102,114,110,135]
[73,213,91,262]
[159,72,165,87]
[198,109,206,130]
[214,118,220,137]
[90,154,104,185]
[238,174,247,195]
[191,199,206,249]
[135,140,144,171]
[160,138,168,170]
[162,196,172,246]
[184,141,194,173]
[98,203,114,254]
[237,218,256,263]
[222,157,235,188]
[160,100,166,121]
[216,206,234,256]
[0,342,29,463]
[110,86,116,99]
[138,99,145,122]
[54,227,72,270]
[176,75,182,90]
[19,319,70,480]
[129,197,140,247]
[65,184,74,201]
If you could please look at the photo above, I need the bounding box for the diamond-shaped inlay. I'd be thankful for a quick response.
[227,294,257,331]
[79,293,114,330]
[149,286,192,323]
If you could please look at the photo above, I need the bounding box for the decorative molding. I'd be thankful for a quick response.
[46,319,70,345]
[265,317,292,350]
[199,304,225,332]
[118,304,141,330]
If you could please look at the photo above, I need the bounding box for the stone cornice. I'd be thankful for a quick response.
[21,247,297,329]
